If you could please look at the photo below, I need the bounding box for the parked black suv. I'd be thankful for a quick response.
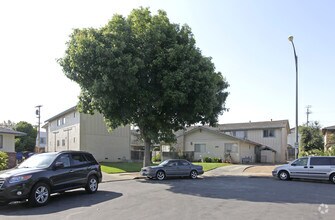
[0,151,102,207]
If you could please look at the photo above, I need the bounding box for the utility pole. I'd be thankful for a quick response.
[306,105,312,126]
[35,105,42,150]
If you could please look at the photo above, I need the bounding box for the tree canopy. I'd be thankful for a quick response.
[59,7,229,166]
[15,121,37,152]
[299,122,324,152]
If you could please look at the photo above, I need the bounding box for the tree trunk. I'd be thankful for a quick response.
[141,127,151,167]
[143,138,151,167]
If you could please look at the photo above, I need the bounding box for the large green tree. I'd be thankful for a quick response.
[59,8,229,166]
[299,122,324,152]
[15,121,37,152]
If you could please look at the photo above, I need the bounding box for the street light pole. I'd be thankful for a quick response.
[288,36,299,159]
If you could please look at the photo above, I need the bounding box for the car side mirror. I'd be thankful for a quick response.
[54,162,64,169]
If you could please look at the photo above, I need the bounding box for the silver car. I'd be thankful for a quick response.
[140,159,204,180]
[272,156,335,184]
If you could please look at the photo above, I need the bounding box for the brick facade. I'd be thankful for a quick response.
[6,152,17,168]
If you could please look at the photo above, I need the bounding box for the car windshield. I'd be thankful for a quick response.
[18,153,57,169]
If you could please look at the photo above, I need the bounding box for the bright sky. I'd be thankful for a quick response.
[1,0,334,129]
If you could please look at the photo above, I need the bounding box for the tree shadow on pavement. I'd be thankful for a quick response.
[137,175,335,205]
[0,190,122,216]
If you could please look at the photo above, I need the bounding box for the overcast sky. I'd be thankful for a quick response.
[1,0,334,129]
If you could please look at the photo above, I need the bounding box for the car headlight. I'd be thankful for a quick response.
[9,175,32,184]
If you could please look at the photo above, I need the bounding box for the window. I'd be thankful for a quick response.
[292,158,308,166]
[263,129,275,137]
[178,160,190,166]
[57,119,61,126]
[331,158,335,166]
[0,135,3,149]
[310,157,331,166]
[57,140,60,147]
[73,137,76,143]
[40,137,46,144]
[62,139,65,146]
[232,131,247,139]
[194,144,206,153]
[84,154,96,163]
[73,112,76,118]
[224,143,238,153]
[62,117,66,125]
[55,154,71,167]
[71,154,88,166]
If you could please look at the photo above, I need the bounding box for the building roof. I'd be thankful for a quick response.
[218,120,290,131]
[45,106,77,123]
[323,125,335,130]
[322,125,335,134]
[0,127,26,136]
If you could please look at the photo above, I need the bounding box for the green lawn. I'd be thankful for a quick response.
[100,161,230,174]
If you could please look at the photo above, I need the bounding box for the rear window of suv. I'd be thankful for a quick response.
[84,153,97,163]
[310,157,331,166]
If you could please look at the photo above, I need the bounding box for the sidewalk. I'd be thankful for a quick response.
[101,164,278,183]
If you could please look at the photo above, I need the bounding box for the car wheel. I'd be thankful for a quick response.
[190,170,198,179]
[156,170,166,180]
[278,170,290,181]
[85,175,98,194]
[29,182,50,207]
[329,173,335,184]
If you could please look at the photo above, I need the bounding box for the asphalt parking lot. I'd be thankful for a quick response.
[0,174,334,220]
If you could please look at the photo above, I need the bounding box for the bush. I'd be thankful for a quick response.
[213,157,222,163]
[0,151,8,170]
[204,157,212,163]
[152,153,161,162]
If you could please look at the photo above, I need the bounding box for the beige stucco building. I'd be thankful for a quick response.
[43,106,131,162]
[173,120,290,163]
[174,126,259,163]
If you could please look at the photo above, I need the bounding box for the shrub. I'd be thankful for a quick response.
[0,151,8,170]
[213,157,222,163]
[204,157,212,163]
[152,153,161,162]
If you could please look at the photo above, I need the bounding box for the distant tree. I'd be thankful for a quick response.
[299,121,324,152]
[0,120,16,129]
[15,121,37,152]
[58,7,229,166]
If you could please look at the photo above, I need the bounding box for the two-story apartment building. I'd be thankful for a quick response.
[43,106,131,162]
[219,120,290,163]
[173,120,290,163]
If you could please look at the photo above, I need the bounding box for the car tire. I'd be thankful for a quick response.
[278,170,290,181]
[329,173,335,184]
[156,170,166,180]
[85,175,99,194]
[28,182,50,207]
[190,170,198,179]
